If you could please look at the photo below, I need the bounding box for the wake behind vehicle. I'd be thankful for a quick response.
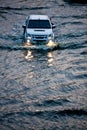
[22,15,55,45]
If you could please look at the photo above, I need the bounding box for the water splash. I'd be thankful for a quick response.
[0,41,60,51]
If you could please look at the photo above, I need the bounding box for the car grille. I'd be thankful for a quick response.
[32,35,47,40]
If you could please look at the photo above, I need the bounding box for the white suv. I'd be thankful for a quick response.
[23,15,55,44]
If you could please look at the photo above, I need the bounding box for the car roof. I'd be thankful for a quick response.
[29,15,49,20]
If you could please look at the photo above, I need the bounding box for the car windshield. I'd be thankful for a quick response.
[28,20,51,29]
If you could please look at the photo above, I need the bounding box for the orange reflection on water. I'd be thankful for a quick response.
[47,52,54,66]
[24,42,34,60]
[46,40,57,48]
[24,41,55,64]
[25,50,33,60]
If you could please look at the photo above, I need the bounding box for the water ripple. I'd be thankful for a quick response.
[0,109,87,121]
[0,6,49,11]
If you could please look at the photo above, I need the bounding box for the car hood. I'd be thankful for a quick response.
[26,28,53,35]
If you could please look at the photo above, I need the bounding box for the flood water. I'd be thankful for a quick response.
[0,0,87,130]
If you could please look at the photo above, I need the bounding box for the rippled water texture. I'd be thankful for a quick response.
[0,0,87,130]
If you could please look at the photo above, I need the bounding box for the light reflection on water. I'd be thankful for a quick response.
[24,49,55,67]
[47,52,54,66]
[23,41,56,66]
[24,50,33,60]
[24,49,55,68]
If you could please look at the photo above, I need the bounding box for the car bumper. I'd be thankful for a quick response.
[26,36,54,44]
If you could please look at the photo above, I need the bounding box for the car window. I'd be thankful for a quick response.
[28,20,51,29]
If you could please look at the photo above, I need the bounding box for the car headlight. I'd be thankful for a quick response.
[27,34,31,40]
[26,34,32,43]
[48,34,53,40]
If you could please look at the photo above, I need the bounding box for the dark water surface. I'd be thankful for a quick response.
[0,0,87,129]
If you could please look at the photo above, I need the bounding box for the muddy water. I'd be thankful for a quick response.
[0,0,87,130]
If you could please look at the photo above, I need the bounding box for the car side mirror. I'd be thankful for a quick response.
[22,25,26,29]
[52,24,56,28]
[22,25,26,34]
